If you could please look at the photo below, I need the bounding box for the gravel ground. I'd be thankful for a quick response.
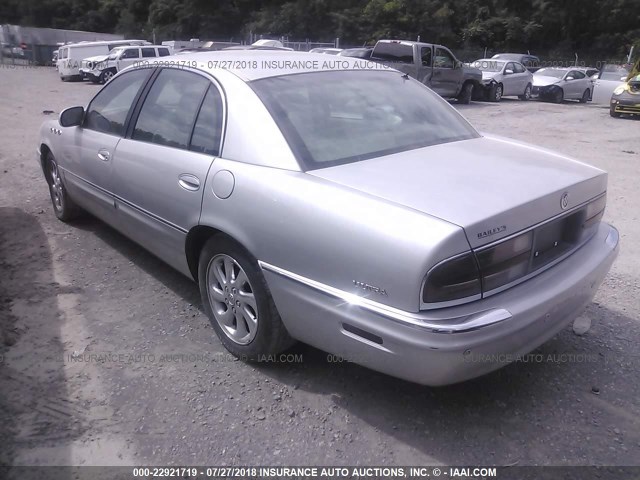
[0,64,639,468]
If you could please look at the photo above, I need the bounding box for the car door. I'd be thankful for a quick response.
[432,47,461,97]
[512,62,530,93]
[571,70,589,98]
[416,45,434,87]
[502,62,518,95]
[62,68,152,224]
[116,48,140,71]
[563,70,581,98]
[111,68,224,275]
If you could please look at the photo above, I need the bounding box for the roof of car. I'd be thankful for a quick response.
[163,50,386,81]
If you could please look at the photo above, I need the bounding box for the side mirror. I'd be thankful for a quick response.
[565,76,574,81]
[505,69,514,75]
[59,106,84,127]
[455,60,462,69]
[621,76,628,81]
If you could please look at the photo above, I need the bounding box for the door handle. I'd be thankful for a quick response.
[97,149,110,162]
[178,174,200,191]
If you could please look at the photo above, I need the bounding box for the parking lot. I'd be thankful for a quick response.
[0,64,638,467]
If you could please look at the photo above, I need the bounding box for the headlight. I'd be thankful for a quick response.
[613,84,628,95]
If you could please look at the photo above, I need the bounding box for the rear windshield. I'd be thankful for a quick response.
[251,70,479,170]
[371,42,414,63]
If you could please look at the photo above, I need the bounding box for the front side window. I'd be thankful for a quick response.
[420,47,432,67]
[84,68,150,136]
[513,62,526,73]
[132,69,210,150]
[434,48,454,69]
[121,48,140,59]
[252,70,479,169]
[505,62,516,73]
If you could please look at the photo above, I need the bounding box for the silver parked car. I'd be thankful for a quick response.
[472,58,533,101]
[37,52,618,386]
[532,67,593,103]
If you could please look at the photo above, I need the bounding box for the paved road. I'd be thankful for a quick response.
[0,65,638,467]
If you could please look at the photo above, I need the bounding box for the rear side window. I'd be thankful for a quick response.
[158,48,170,57]
[141,48,156,58]
[132,69,210,150]
[372,42,414,63]
[190,86,224,156]
[84,68,150,136]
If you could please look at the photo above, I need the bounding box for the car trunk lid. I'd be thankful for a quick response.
[308,135,607,249]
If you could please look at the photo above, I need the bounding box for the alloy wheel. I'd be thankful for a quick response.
[206,254,258,345]
[495,85,503,101]
[49,160,64,212]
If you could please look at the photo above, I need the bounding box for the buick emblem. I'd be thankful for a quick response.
[560,192,569,210]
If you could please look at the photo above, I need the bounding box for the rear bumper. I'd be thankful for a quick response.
[263,222,618,386]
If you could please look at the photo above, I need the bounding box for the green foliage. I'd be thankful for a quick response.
[0,0,638,59]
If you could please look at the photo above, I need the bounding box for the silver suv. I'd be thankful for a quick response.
[81,45,172,84]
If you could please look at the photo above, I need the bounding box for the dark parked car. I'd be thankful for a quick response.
[338,47,373,59]
[492,53,541,72]
[610,73,640,117]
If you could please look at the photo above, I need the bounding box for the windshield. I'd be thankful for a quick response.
[252,70,479,170]
[599,65,630,81]
[472,60,505,72]
[108,47,124,59]
[535,68,566,79]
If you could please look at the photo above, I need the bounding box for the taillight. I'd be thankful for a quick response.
[422,194,606,307]
[422,253,481,304]
[476,231,533,291]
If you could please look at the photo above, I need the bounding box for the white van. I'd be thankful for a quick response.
[80,45,173,83]
[56,40,149,81]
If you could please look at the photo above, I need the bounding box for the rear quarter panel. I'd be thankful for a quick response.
[199,159,470,312]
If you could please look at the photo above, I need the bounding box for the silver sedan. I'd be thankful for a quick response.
[472,58,533,101]
[533,67,594,103]
[37,52,618,386]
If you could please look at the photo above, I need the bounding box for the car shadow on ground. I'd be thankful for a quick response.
[67,215,639,465]
[254,300,639,465]
[0,207,78,473]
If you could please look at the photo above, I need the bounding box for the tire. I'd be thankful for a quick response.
[198,235,295,360]
[489,83,503,102]
[45,153,82,222]
[100,69,115,84]
[579,89,590,103]
[457,82,473,104]
[519,83,532,101]
[552,88,564,104]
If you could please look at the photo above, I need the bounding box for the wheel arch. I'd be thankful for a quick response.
[39,143,52,180]
[185,225,255,283]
